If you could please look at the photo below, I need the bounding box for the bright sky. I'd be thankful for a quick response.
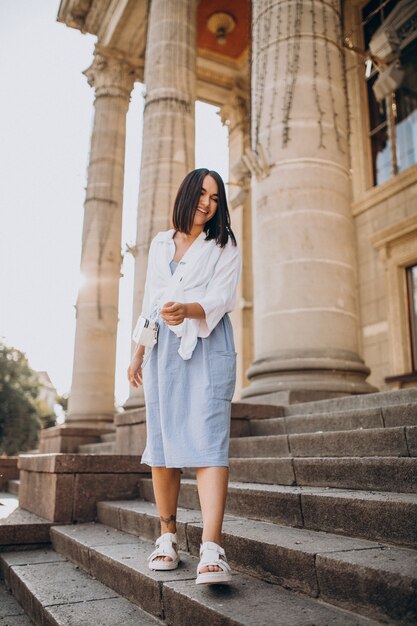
[0,0,228,407]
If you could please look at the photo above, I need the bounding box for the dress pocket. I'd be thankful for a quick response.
[208,350,237,401]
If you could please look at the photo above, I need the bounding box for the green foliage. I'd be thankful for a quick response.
[55,393,68,413]
[0,342,54,456]
[35,398,57,430]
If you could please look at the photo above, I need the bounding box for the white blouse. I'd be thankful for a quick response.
[133,228,242,360]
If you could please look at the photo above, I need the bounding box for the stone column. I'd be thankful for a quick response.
[243,0,375,403]
[220,87,254,398]
[125,0,197,408]
[67,49,139,426]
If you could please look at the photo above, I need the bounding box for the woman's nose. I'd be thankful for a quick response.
[202,194,210,208]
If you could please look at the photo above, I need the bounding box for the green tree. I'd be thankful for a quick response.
[0,342,43,456]
[35,398,57,430]
[55,393,68,413]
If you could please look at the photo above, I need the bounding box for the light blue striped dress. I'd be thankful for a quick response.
[141,260,236,468]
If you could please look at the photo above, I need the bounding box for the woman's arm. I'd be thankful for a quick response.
[160,301,205,325]
[160,242,241,327]
[128,342,145,387]
[128,237,156,386]
[196,242,242,334]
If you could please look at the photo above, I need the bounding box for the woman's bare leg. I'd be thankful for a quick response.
[151,467,181,561]
[195,466,229,572]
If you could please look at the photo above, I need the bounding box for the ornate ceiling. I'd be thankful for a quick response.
[57,0,250,105]
[197,0,250,63]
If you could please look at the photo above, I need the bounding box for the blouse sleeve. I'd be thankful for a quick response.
[196,240,242,336]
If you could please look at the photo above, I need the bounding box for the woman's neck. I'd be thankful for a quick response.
[176,225,204,241]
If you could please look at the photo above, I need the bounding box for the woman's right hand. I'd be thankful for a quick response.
[127,353,144,387]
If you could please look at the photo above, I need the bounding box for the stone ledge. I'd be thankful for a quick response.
[0,458,19,490]
[18,454,147,474]
[40,426,114,440]
[17,454,151,523]
[39,425,115,454]
[115,409,146,426]
[352,162,417,215]
[0,509,52,548]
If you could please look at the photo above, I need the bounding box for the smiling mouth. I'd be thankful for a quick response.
[197,208,208,214]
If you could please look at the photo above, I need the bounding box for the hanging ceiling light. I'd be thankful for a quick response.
[207,11,236,45]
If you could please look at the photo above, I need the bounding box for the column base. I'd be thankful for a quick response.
[241,349,378,404]
[65,413,116,429]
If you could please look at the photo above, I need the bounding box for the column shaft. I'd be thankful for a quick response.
[244,0,374,402]
[125,0,197,408]
[68,51,137,425]
[221,90,254,397]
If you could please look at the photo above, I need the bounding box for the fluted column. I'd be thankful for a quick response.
[125,0,197,408]
[243,0,375,402]
[220,88,253,398]
[67,49,139,426]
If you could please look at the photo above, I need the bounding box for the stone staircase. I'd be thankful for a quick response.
[77,431,116,454]
[1,388,416,625]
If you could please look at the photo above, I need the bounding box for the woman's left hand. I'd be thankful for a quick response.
[160,301,187,325]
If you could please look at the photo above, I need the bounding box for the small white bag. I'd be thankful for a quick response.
[132,315,159,348]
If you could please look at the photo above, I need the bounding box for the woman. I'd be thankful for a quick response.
[127,168,241,585]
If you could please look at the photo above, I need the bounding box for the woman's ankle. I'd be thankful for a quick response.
[201,534,222,546]
[160,514,177,536]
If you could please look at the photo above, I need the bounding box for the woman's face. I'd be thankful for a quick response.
[193,175,219,225]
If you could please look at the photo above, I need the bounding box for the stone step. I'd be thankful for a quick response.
[7,479,20,496]
[230,426,416,458]
[0,548,161,625]
[101,433,117,443]
[0,493,52,550]
[232,402,285,419]
[1,581,33,625]
[50,522,381,625]
[97,499,417,624]
[283,388,417,416]
[225,457,417,493]
[230,402,284,436]
[77,441,116,454]
[95,502,417,625]
[249,404,417,437]
[137,477,417,548]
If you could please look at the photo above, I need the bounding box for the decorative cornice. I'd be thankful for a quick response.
[83,48,141,98]
[370,213,417,251]
[58,0,94,32]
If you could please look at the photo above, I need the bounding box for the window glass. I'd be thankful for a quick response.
[396,38,417,174]
[367,74,390,183]
[362,0,417,185]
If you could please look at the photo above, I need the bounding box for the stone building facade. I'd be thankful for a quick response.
[54,0,417,436]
